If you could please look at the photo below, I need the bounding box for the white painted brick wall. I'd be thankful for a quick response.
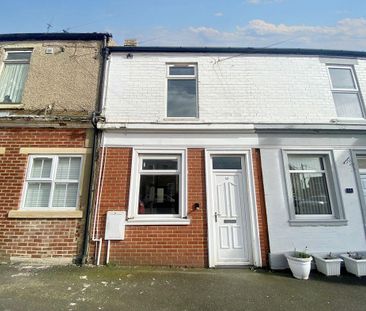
[104,52,366,124]
[261,148,366,254]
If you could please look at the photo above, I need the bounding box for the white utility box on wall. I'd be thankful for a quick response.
[105,211,126,240]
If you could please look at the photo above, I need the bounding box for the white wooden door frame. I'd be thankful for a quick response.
[205,149,262,267]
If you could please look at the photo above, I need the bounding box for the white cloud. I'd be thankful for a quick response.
[214,12,224,17]
[121,18,366,50]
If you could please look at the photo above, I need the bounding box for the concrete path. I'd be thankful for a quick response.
[0,263,365,311]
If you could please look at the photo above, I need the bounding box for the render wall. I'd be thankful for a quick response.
[0,40,103,114]
[104,53,366,124]
[0,128,92,261]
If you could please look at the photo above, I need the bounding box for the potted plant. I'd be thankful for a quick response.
[286,249,313,280]
[340,252,366,277]
[313,253,343,276]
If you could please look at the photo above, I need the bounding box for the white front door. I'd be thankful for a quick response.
[211,156,251,265]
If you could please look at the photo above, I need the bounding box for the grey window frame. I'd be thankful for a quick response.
[166,63,198,118]
[282,150,347,226]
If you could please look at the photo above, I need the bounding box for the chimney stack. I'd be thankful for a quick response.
[124,39,137,47]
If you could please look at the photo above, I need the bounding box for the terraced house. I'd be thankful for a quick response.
[0,32,111,264]
[93,45,366,269]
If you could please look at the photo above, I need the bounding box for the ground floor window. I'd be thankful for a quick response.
[22,155,82,210]
[288,154,332,215]
[128,149,187,224]
[283,150,345,224]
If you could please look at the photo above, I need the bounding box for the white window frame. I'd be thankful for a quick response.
[21,155,83,211]
[283,150,346,226]
[166,63,198,119]
[327,65,365,118]
[0,50,32,104]
[127,148,189,225]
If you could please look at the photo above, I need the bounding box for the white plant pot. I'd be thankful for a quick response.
[340,254,366,277]
[286,255,313,280]
[313,256,343,276]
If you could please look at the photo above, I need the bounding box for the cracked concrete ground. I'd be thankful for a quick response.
[0,263,365,311]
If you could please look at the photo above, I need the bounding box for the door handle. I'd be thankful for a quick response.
[214,212,220,222]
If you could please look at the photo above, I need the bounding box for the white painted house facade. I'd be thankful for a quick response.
[96,46,366,268]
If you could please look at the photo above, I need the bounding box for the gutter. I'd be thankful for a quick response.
[108,46,366,59]
[80,33,110,265]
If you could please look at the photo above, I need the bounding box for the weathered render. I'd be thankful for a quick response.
[0,33,111,263]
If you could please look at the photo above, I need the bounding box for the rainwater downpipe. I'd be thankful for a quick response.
[80,34,111,265]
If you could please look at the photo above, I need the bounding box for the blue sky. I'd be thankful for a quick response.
[1,0,366,49]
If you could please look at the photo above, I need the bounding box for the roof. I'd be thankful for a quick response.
[0,32,112,42]
[108,46,366,58]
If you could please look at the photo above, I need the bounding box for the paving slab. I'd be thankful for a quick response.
[0,263,365,311]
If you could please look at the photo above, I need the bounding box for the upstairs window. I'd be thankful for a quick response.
[0,51,32,104]
[167,64,197,118]
[22,155,82,210]
[328,66,364,118]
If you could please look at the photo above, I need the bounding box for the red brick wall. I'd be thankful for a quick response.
[93,147,270,268]
[252,149,270,266]
[0,128,87,260]
[93,148,208,267]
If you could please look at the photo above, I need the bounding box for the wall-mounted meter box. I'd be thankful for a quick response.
[105,211,126,240]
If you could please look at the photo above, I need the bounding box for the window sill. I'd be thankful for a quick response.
[8,210,83,219]
[126,218,191,226]
[330,117,366,124]
[0,103,24,109]
[161,117,200,123]
[288,219,348,227]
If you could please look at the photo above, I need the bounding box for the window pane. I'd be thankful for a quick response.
[6,52,31,61]
[30,158,52,178]
[288,155,324,171]
[24,183,51,208]
[333,93,363,118]
[357,157,366,169]
[0,63,30,103]
[213,157,242,169]
[167,79,197,117]
[138,175,179,214]
[56,157,81,180]
[290,172,332,215]
[52,183,78,208]
[169,66,195,76]
[142,159,178,170]
[329,68,355,89]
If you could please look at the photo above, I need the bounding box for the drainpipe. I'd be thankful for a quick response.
[80,34,111,265]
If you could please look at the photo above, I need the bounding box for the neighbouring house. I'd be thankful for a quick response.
[92,45,366,268]
[0,32,112,264]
